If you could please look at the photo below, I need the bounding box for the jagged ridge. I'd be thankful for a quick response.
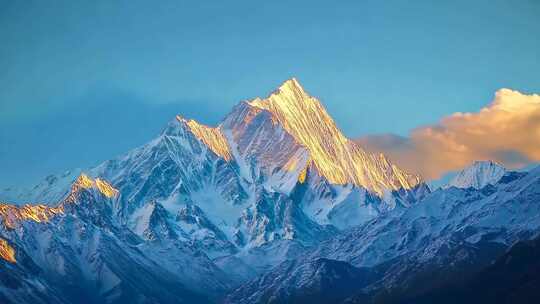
[178,115,233,161]
[246,78,421,195]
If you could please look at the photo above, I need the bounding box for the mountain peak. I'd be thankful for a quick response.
[446,160,507,189]
[158,115,233,161]
[276,77,305,95]
[239,78,422,194]
[175,115,233,161]
[249,77,312,110]
[72,174,118,198]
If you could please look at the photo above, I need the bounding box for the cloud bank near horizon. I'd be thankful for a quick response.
[356,89,540,179]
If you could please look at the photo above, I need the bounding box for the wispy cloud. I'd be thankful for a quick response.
[356,89,540,179]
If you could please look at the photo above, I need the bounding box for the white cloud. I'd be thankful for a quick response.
[356,89,540,179]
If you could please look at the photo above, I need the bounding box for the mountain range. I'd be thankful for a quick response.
[1,79,539,303]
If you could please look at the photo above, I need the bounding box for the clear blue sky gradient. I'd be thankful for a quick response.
[1,0,539,186]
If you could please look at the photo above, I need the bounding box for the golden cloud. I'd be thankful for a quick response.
[356,89,540,179]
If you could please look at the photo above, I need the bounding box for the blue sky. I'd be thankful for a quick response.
[1,0,539,186]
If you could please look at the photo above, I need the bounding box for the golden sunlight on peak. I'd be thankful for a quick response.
[0,203,64,229]
[279,77,303,92]
[246,78,422,195]
[184,119,233,161]
[73,174,118,198]
[75,173,94,189]
[250,77,310,109]
[95,178,119,198]
[0,238,16,263]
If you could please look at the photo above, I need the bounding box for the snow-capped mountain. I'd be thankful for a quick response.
[1,79,426,254]
[313,166,540,267]
[2,78,540,304]
[228,166,540,303]
[445,160,507,189]
[227,78,422,195]
[0,79,430,302]
[0,175,230,304]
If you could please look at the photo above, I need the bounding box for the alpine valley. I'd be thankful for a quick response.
[1,79,539,304]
